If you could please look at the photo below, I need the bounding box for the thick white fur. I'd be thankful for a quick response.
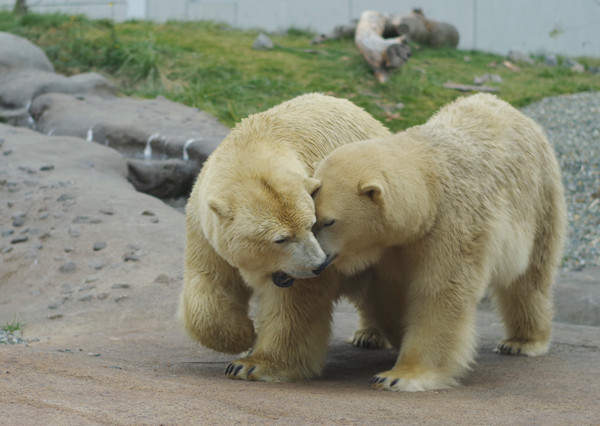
[179,93,391,381]
[313,93,566,391]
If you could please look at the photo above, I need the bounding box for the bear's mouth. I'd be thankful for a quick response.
[272,271,295,288]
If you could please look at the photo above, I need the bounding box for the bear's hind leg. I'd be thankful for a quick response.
[493,264,554,356]
[493,194,564,357]
[343,271,393,350]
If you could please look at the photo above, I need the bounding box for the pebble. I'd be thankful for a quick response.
[78,295,94,302]
[123,254,139,262]
[78,284,96,292]
[40,164,55,171]
[68,226,81,237]
[96,292,109,300]
[56,193,75,202]
[59,261,76,273]
[10,234,28,244]
[48,299,65,309]
[89,261,104,270]
[111,283,130,289]
[73,216,101,224]
[93,241,107,251]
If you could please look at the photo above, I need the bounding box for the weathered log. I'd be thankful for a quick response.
[314,9,459,50]
[355,10,411,83]
[390,8,459,48]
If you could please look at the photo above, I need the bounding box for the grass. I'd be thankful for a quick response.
[1,317,25,333]
[1,11,599,132]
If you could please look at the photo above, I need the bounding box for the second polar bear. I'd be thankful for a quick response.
[313,93,566,391]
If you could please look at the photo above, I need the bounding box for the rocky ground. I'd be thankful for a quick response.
[1,32,600,424]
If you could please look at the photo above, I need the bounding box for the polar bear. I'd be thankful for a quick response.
[180,93,391,381]
[312,93,566,391]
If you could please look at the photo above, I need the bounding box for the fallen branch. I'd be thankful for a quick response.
[443,82,500,93]
[312,8,459,49]
[355,11,411,83]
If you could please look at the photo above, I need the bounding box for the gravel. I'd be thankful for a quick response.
[521,91,600,271]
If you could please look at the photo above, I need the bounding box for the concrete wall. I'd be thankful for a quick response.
[1,0,599,57]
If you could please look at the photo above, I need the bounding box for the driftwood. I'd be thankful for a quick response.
[355,11,411,83]
[312,8,459,49]
[389,9,458,48]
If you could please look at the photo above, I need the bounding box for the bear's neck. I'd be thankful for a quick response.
[384,137,440,246]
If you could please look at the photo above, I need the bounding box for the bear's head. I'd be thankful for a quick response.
[312,138,437,276]
[204,171,329,287]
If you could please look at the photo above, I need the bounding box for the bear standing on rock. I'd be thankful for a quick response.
[312,93,566,391]
[179,93,391,381]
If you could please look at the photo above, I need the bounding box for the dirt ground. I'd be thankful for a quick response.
[1,124,599,424]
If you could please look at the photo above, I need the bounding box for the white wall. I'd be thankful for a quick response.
[1,0,599,57]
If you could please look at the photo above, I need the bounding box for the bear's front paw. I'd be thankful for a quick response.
[495,339,549,357]
[370,367,456,392]
[351,328,392,349]
[224,357,304,382]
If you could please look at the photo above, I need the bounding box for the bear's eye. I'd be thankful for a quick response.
[323,219,335,227]
[274,237,288,244]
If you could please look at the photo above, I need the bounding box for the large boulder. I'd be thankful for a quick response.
[30,93,229,168]
[0,69,115,109]
[0,31,54,72]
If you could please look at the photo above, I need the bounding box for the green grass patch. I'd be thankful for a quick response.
[1,11,599,131]
[1,317,25,333]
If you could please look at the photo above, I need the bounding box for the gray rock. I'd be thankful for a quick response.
[93,241,107,251]
[123,253,139,262]
[10,234,28,244]
[73,216,102,224]
[57,193,75,202]
[88,261,104,270]
[68,226,81,237]
[507,48,534,64]
[0,69,115,110]
[127,159,198,198]
[78,294,94,302]
[0,32,54,72]
[252,33,274,50]
[48,299,65,310]
[12,213,26,227]
[59,261,76,273]
[29,93,228,170]
[474,73,503,85]
[111,283,130,289]
[544,54,558,66]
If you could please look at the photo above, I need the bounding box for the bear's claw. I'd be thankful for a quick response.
[351,328,392,349]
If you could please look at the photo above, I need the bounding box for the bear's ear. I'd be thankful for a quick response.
[304,177,321,196]
[359,181,384,203]
[207,197,232,219]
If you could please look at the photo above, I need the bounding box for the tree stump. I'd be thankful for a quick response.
[355,11,411,83]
